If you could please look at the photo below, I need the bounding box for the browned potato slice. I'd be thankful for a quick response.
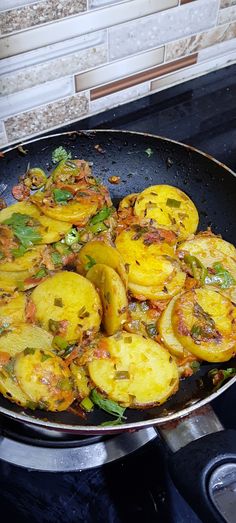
[0,291,26,326]
[0,246,44,272]
[0,324,53,357]
[159,295,185,357]
[128,269,186,301]
[14,348,75,411]
[118,193,138,210]
[88,332,179,407]
[134,185,199,240]
[32,192,98,225]
[86,264,128,335]
[70,362,91,399]
[0,270,34,292]
[31,271,102,341]
[172,288,236,362]
[124,300,160,338]
[0,367,31,407]
[76,240,128,287]
[0,201,71,244]
[115,229,176,287]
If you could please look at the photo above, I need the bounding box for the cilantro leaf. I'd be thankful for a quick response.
[145,148,153,158]
[13,225,42,248]
[52,147,72,164]
[4,213,42,249]
[204,263,235,289]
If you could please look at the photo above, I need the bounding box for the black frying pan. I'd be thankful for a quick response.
[1,130,236,522]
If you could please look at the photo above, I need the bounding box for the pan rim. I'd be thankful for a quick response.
[0,128,235,432]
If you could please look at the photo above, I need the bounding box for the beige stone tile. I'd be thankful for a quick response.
[4,93,89,142]
[0,0,87,36]
[89,0,128,7]
[0,43,107,96]
[218,5,236,23]
[220,1,236,7]
[165,22,236,61]
[90,82,150,113]
[0,122,7,148]
[109,0,219,61]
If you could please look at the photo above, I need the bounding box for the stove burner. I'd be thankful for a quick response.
[0,415,157,471]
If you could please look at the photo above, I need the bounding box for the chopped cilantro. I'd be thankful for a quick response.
[53,188,73,204]
[52,147,72,164]
[145,148,153,158]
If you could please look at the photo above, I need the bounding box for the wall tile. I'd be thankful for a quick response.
[0,1,38,10]
[0,77,75,119]
[75,46,165,92]
[90,82,150,113]
[0,122,7,148]
[0,1,87,36]
[165,22,236,61]
[198,37,236,62]
[218,5,236,23]
[4,93,89,142]
[89,0,128,7]
[220,1,236,7]
[0,0,177,59]
[109,0,219,61]
[0,38,107,96]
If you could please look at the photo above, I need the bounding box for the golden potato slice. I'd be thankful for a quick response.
[115,229,176,286]
[70,362,91,399]
[0,270,33,292]
[124,300,160,338]
[159,295,185,357]
[0,246,44,272]
[0,201,71,244]
[118,193,138,210]
[0,323,53,357]
[0,367,31,408]
[172,288,236,362]
[14,348,75,411]
[128,269,186,301]
[76,240,128,287]
[32,192,98,225]
[134,185,199,240]
[86,264,128,335]
[31,271,101,341]
[0,291,26,325]
[88,332,179,407]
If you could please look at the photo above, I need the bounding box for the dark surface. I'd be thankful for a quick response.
[0,64,236,522]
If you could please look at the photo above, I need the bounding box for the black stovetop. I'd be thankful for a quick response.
[1,64,236,523]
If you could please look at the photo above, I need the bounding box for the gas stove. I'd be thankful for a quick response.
[0,64,236,523]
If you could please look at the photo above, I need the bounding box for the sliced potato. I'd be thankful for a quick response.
[134,185,199,240]
[14,348,75,411]
[0,323,53,357]
[128,269,186,301]
[76,240,128,287]
[70,362,91,399]
[31,271,101,341]
[124,300,160,338]
[0,246,44,272]
[0,270,33,292]
[32,192,98,225]
[0,291,26,325]
[118,193,138,210]
[0,201,71,244]
[86,263,128,335]
[88,332,179,407]
[115,229,176,287]
[172,288,236,362]
[0,368,31,407]
[159,295,185,357]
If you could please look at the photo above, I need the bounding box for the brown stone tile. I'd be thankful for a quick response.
[180,0,196,4]
[90,54,198,100]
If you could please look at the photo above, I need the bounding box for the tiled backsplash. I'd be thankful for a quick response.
[0,0,236,147]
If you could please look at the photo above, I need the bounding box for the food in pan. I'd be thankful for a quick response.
[0,152,235,423]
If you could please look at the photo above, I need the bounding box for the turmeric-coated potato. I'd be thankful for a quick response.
[70,362,91,399]
[86,264,128,335]
[88,332,179,407]
[0,201,71,244]
[172,288,236,362]
[0,291,26,326]
[118,193,138,210]
[159,295,185,358]
[31,271,102,341]
[0,246,44,272]
[0,323,53,357]
[76,240,128,287]
[134,185,199,240]
[14,348,75,411]
[32,192,98,226]
[0,270,35,292]
[128,269,186,301]
[0,367,31,408]
[115,228,176,287]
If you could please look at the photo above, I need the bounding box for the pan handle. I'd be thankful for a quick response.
[158,404,236,523]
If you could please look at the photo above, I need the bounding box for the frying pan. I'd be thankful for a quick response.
[1,130,236,522]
